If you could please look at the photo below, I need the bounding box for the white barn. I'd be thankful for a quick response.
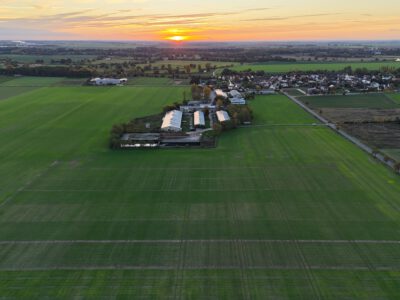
[194,111,205,127]
[216,110,230,123]
[161,110,182,132]
[90,78,128,85]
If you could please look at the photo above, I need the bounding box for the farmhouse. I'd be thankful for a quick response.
[216,110,230,123]
[194,110,205,128]
[90,78,128,85]
[161,110,183,132]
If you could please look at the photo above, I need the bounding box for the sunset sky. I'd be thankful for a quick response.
[1,0,400,41]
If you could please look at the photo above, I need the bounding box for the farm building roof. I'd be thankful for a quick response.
[194,111,205,127]
[216,110,230,123]
[215,89,228,98]
[161,110,183,132]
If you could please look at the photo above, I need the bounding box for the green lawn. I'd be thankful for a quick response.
[1,86,400,298]
[231,61,400,73]
[299,93,399,109]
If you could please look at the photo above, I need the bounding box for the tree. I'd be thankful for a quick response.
[203,86,212,100]
[216,99,224,108]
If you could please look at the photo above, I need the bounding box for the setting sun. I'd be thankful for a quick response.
[167,36,188,41]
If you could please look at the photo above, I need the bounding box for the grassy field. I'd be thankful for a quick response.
[0,76,69,87]
[383,149,400,162]
[250,94,317,124]
[231,61,400,73]
[390,93,400,104]
[298,93,399,109]
[1,88,400,298]
[0,86,39,101]
[126,77,189,86]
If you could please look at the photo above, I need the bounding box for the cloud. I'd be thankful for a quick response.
[243,13,341,22]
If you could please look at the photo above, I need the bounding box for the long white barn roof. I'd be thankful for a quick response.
[216,110,230,122]
[161,110,182,130]
[194,111,205,126]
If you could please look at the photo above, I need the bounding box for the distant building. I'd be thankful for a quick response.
[258,89,276,95]
[194,111,205,128]
[90,78,128,86]
[229,90,242,98]
[216,110,230,123]
[215,89,228,99]
[229,98,246,105]
[161,110,183,132]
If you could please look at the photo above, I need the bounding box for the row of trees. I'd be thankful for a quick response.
[0,66,93,78]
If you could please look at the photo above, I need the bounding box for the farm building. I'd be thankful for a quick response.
[90,78,128,85]
[258,89,276,95]
[194,111,205,128]
[230,98,246,105]
[229,90,242,98]
[120,133,160,148]
[216,110,230,123]
[215,89,228,99]
[161,110,183,132]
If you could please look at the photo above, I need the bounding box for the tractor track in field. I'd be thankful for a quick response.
[1,239,400,245]
[0,160,59,209]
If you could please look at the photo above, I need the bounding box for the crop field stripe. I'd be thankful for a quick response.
[1,266,400,271]
[1,239,400,244]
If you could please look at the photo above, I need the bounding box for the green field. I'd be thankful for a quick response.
[1,88,400,298]
[250,95,317,124]
[0,76,69,87]
[231,61,400,73]
[298,93,399,109]
[382,149,400,162]
[390,93,400,104]
[127,76,187,86]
